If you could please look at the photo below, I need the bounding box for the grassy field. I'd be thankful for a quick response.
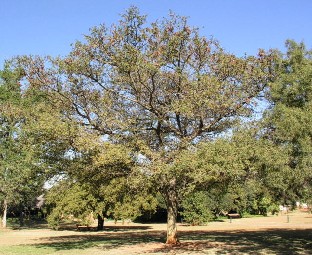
[1,211,312,254]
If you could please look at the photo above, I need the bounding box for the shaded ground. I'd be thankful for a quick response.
[0,210,311,254]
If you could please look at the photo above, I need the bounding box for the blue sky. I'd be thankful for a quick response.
[1,0,312,66]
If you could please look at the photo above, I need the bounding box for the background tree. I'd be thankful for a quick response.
[179,126,286,223]
[180,191,214,225]
[45,137,158,230]
[17,7,276,244]
[0,66,44,228]
[45,181,99,230]
[0,61,78,228]
[264,40,312,205]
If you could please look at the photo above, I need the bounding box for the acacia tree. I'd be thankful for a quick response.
[17,8,276,243]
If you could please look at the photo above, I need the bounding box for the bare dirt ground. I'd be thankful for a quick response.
[1,210,312,255]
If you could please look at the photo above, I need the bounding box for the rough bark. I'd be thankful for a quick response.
[165,179,179,245]
[97,214,104,231]
[1,199,7,228]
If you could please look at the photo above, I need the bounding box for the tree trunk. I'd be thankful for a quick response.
[1,199,7,228]
[97,214,104,231]
[165,178,179,245]
[19,211,24,227]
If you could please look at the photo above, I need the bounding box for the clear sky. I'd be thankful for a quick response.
[1,0,312,66]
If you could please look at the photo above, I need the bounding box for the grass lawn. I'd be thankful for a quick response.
[1,211,312,254]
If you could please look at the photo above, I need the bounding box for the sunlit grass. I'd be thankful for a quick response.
[0,245,54,255]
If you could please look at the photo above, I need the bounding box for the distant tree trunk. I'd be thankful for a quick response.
[165,178,179,245]
[19,204,24,227]
[97,214,104,231]
[1,199,7,228]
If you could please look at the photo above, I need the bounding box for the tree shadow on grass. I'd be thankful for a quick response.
[32,230,165,252]
[56,223,152,232]
[152,228,312,255]
[10,219,49,230]
[27,228,312,254]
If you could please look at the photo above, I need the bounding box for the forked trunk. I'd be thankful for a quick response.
[165,179,179,245]
[1,199,7,228]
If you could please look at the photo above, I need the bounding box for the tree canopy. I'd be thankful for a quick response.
[14,7,277,244]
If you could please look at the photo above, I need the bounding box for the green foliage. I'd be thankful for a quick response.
[265,40,312,203]
[99,176,158,221]
[0,65,46,227]
[46,182,99,229]
[181,191,214,225]
[45,174,158,229]
[181,126,288,217]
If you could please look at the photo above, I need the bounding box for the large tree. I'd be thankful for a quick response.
[17,7,276,243]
